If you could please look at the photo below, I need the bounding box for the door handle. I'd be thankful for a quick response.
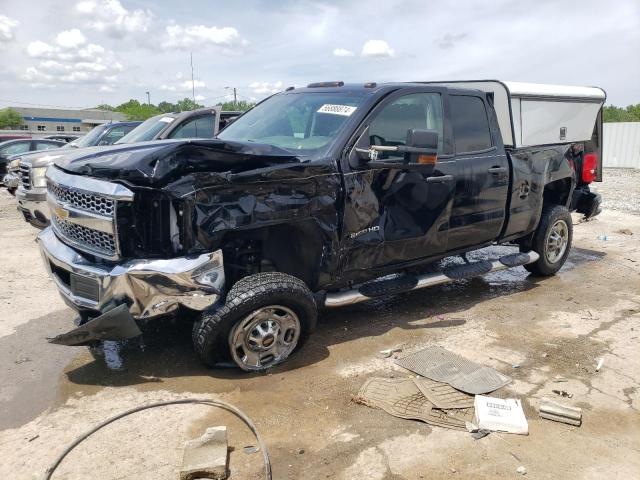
[426,175,454,183]
[488,166,507,175]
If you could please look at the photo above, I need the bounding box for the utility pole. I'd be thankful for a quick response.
[190,52,196,109]
[225,86,238,109]
[145,91,150,106]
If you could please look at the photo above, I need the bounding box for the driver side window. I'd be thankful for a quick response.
[369,93,444,158]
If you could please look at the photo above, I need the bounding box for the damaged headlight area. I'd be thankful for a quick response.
[37,227,226,339]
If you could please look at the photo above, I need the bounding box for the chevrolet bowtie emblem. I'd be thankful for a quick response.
[53,204,70,219]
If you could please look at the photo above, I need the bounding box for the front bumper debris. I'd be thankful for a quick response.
[37,227,225,321]
[48,304,142,346]
[3,172,19,190]
[16,186,49,227]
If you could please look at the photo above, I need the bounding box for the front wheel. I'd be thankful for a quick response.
[522,204,573,276]
[193,272,317,371]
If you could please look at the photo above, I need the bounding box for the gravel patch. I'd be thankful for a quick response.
[592,168,640,215]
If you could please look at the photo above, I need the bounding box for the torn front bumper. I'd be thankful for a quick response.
[37,227,225,322]
[16,186,50,227]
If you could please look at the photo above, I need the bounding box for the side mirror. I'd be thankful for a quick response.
[406,129,438,151]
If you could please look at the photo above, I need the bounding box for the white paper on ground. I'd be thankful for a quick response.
[474,395,528,435]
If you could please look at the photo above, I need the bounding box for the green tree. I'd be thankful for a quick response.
[0,108,23,129]
[175,98,204,112]
[158,101,177,113]
[603,104,640,122]
[96,104,115,111]
[220,100,255,112]
[115,99,161,120]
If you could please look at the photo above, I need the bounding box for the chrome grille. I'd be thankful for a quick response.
[46,167,134,261]
[48,182,115,216]
[52,215,117,257]
[19,164,31,190]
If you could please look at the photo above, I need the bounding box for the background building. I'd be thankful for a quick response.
[3,107,127,137]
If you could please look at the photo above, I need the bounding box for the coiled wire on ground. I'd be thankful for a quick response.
[42,398,271,480]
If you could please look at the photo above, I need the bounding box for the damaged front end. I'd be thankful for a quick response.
[38,227,225,345]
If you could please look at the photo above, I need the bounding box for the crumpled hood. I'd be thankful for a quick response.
[53,139,302,187]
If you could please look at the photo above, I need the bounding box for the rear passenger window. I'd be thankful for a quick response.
[169,115,215,139]
[450,95,492,153]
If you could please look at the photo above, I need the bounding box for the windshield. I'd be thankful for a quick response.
[217,92,365,158]
[116,115,174,144]
[67,124,108,148]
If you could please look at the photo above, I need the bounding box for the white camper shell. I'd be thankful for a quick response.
[428,81,606,148]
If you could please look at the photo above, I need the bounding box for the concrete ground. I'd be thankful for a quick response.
[0,169,639,480]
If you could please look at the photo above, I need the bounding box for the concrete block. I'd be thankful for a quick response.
[179,426,228,480]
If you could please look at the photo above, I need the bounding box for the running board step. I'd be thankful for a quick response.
[324,251,539,307]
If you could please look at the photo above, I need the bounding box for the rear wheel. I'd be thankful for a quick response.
[522,204,573,276]
[193,272,317,371]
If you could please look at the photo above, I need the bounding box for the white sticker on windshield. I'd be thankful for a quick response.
[317,104,357,116]
[159,116,175,123]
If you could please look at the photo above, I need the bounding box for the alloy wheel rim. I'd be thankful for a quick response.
[545,219,569,264]
[229,305,300,371]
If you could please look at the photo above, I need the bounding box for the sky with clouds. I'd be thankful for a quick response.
[0,0,638,109]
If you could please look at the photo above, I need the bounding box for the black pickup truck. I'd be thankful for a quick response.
[37,81,604,371]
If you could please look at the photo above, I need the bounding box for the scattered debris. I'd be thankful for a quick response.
[509,451,522,462]
[243,446,259,454]
[471,429,491,440]
[180,426,228,480]
[465,421,478,432]
[542,352,548,358]
[552,378,568,383]
[596,358,604,372]
[617,228,633,235]
[597,235,608,241]
[296,448,305,455]
[414,377,475,409]
[356,377,474,430]
[552,389,573,398]
[474,396,528,435]
[395,346,511,394]
[539,398,582,426]
[517,465,527,475]
[28,434,39,442]
[512,364,520,369]
[377,348,402,359]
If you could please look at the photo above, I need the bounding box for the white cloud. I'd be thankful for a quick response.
[249,81,283,95]
[55,29,86,48]
[194,94,205,101]
[361,39,394,57]
[75,0,152,37]
[182,79,206,89]
[27,40,55,57]
[23,30,122,90]
[333,48,354,57]
[0,15,19,44]
[162,24,246,51]
[159,84,176,91]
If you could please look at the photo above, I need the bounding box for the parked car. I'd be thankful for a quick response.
[0,134,31,142]
[36,81,604,371]
[44,134,81,143]
[1,139,66,194]
[14,121,140,227]
[15,108,240,228]
[113,107,242,144]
